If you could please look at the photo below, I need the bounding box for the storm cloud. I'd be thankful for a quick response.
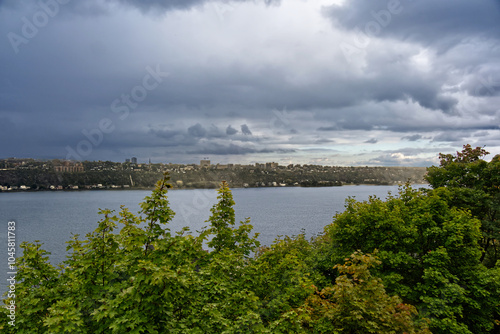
[0,0,499,165]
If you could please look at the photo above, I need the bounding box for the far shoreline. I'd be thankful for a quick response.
[0,181,429,194]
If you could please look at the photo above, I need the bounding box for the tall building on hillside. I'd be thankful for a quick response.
[131,157,137,164]
[200,159,210,167]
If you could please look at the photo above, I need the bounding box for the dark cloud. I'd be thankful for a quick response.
[0,0,283,15]
[226,125,238,135]
[189,143,294,155]
[402,134,423,141]
[461,72,500,98]
[115,0,209,12]
[187,123,207,138]
[317,125,340,132]
[432,132,469,143]
[112,0,282,13]
[315,138,334,144]
[206,124,226,138]
[364,138,378,144]
[0,0,499,165]
[241,124,252,135]
[326,0,500,49]
[148,128,181,140]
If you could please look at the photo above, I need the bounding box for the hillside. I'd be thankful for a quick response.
[0,159,428,191]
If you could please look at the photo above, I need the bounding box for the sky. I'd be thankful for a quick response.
[1,0,500,166]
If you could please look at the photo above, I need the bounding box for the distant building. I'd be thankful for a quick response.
[125,158,131,163]
[265,162,278,169]
[200,159,210,167]
[131,157,138,164]
[54,161,84,173]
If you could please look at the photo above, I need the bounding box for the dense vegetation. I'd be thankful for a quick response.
[1,145,499,333]
[0,160,427,190]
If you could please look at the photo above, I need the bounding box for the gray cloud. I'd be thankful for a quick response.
[0,0,499,165]
[113,0,282,14]
[187,123,207,138]
[226,125,238,135]
[189,143,293,155]
[326,0,500,50]
[402,134,423,141]
[317,125,340,132]
[241,124,252,135]
[364,138,378,144]
[432,132,470,143]
[0,0,283,16]
[314,138,334,144]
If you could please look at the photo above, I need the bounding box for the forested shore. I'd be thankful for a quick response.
[0,159,427,191]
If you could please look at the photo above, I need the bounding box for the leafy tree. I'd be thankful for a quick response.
[5,242,61,333]
[206,180,260,256]
[0,175,266,333]
[322,185,500,333]
[249,234,318,331]
[299,251,431,334]
[426,144,500,267]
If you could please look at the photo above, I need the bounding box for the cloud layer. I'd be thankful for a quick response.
[0,0,499,166]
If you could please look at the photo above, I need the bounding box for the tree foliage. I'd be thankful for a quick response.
[321,184,500,333]
[299,251,431,334]
[426,144,500,267]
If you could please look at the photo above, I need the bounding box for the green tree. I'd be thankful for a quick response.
[206,181,260,256]
[322,185,500,333]
[249,234,318,331]
[426,144,500,267]
[4,242,61,333]
[0,175,266,333]
[299,251,431,334]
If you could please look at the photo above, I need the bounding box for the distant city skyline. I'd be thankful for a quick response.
[1,0,499,166]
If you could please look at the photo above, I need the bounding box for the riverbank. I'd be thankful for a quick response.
[0,163,428,193]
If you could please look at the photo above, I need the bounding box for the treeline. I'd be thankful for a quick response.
[1,145,499,333]
[0,165,427,190]
[0,169,163,189]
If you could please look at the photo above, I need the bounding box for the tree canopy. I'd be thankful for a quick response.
[320,185,500,333]
[426,144,500,266]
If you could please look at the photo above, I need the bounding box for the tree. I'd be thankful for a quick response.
[321,185,500,333]
[249,234,318,331]
[299,251,431,334]
[206,181,260,256]
[0,176,265,333]
[426,144,500,267]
